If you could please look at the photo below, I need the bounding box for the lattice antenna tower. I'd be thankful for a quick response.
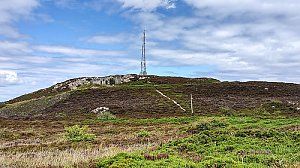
[140,29,147,76]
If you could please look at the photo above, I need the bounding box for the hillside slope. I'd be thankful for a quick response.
[0,75,300,120]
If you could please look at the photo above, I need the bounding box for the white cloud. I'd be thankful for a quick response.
[0,70,21,86]
[183,0,300,15]
[0,25,22,39]
[86,34,126,44]
[117,0,300,83]
[116,0,176,11]
[0,41,32,55]
[34,45,125,57]
[0,0,39,38]
[3,0,300,101]
[0,0,39,23]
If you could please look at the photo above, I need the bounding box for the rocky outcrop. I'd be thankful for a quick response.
[53,74,138,91]
[6,74,145,104]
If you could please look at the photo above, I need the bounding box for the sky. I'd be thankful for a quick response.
[1,0,300,101]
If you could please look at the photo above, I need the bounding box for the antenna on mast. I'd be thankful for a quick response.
[140,29,147,76]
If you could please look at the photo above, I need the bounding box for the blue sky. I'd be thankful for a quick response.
[1,0,300,101]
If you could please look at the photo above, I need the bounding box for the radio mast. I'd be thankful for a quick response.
[140,29,147,76]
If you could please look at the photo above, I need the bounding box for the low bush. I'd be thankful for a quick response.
[97,112,116,120]
[0,102,5,108]
[253,107,270,116]
[64,125,96,142]
[187,120,228,134]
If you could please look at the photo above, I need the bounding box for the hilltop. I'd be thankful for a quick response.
[0,74,299,120]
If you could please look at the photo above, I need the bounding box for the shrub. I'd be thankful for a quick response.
[187,120,228,134]
[97,111,116,120]
[137,130,150,138]
[0,102,5,109]
[253,107,270,116]
[64,125,96,142]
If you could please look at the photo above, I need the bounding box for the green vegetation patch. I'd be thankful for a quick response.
[0,92,70,118]
[96,152,196,168]
[97,112,117,121]
[96,117,300,168]
[0,128,20,141]
[137,130,150,138]
[64,125,96,142]
[0,102,5,109]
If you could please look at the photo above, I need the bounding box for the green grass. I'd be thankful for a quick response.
[137,130,150,138]
[0,102,5,109]
[0,92,70,118]
[96,153,196,168]
[96,116,300,168]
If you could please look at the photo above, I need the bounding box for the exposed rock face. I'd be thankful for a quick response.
[53,74,138,91]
